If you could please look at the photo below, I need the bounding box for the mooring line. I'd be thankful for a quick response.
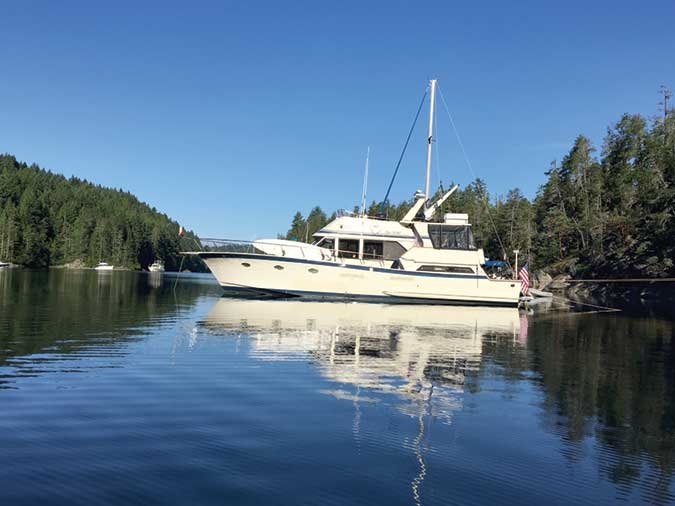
[173,255,186,293]
[531,294,622,315]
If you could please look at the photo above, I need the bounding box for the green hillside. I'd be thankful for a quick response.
[0,154,204,271]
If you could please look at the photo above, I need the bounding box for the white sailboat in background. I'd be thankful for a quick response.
[187,80,521,306]
[94,235,114,271]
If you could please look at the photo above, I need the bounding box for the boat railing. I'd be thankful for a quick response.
[195,238,394,264]
[197,238,322,259]
[334,209,392,221]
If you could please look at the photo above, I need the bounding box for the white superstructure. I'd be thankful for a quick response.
[189,80,521,306]
[94,262,114,271]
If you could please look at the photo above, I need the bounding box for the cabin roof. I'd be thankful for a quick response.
[314,216,414,239]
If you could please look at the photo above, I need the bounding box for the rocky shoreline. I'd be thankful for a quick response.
[533,270,675,305]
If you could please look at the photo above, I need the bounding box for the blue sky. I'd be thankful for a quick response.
[2,1,673,238]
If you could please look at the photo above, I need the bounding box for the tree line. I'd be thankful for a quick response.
[284,112,674,278]
[0,154,205,271]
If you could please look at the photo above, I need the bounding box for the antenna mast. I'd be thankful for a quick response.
[659,85,672,120]
[360,146,370,216]
[424,79,437,206]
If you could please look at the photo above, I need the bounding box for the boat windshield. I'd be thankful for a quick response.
[428,224,476,250]
[315,237,335,250]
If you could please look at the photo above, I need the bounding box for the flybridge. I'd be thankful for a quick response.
[443,213,469,225]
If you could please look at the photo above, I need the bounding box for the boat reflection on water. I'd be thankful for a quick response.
[203,299,520,412]
[201,298,521,505]
[148,271,163,288]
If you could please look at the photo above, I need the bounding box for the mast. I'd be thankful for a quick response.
[360,146,370,216]
[424,79,437,206]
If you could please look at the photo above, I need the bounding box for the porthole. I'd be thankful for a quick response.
[241,262,251,267]
[417,265,474,273]
[274,265,284,270]
[308,268,319,274]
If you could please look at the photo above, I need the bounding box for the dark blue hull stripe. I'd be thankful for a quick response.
[199,252,512,282]
[217,285,518,307]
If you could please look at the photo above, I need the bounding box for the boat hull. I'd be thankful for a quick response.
[199,252,521,307]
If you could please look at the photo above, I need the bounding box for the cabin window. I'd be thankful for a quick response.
[337,239,359,259]
[315,237,335,250]
[427,224,475,250]
[274,265,284,270]
[363,241,384,259]
[241,262,251,267]
[383,241,406,259]
[417,265,475,273]
[308,268,319,273]
[362,241,406,260]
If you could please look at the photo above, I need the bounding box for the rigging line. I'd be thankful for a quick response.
[381,88,428,215]
[437,84,509,261]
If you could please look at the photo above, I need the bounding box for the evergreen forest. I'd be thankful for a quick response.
[0,154,204,271]
[284,113,675,278]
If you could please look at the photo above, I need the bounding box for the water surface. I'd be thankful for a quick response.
[0,270,673,505]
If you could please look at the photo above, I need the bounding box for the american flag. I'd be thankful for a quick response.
[518,263,529,294]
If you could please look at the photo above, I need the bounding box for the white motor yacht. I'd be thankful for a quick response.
[94,262,114,271]
[187,80,521,307]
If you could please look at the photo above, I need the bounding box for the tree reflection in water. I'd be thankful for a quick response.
[0,269,214,388]
[484,311,674,504]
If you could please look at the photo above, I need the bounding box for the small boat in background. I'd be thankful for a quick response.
[0,261,9,268]
[94,262,114,271]
[149,261,165,272]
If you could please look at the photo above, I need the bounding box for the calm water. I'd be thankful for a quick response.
[0,270,673,505]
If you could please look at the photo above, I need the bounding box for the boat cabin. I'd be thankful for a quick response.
[311,208,486,273]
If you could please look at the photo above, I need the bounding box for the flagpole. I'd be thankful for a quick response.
[514,249,519,280]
